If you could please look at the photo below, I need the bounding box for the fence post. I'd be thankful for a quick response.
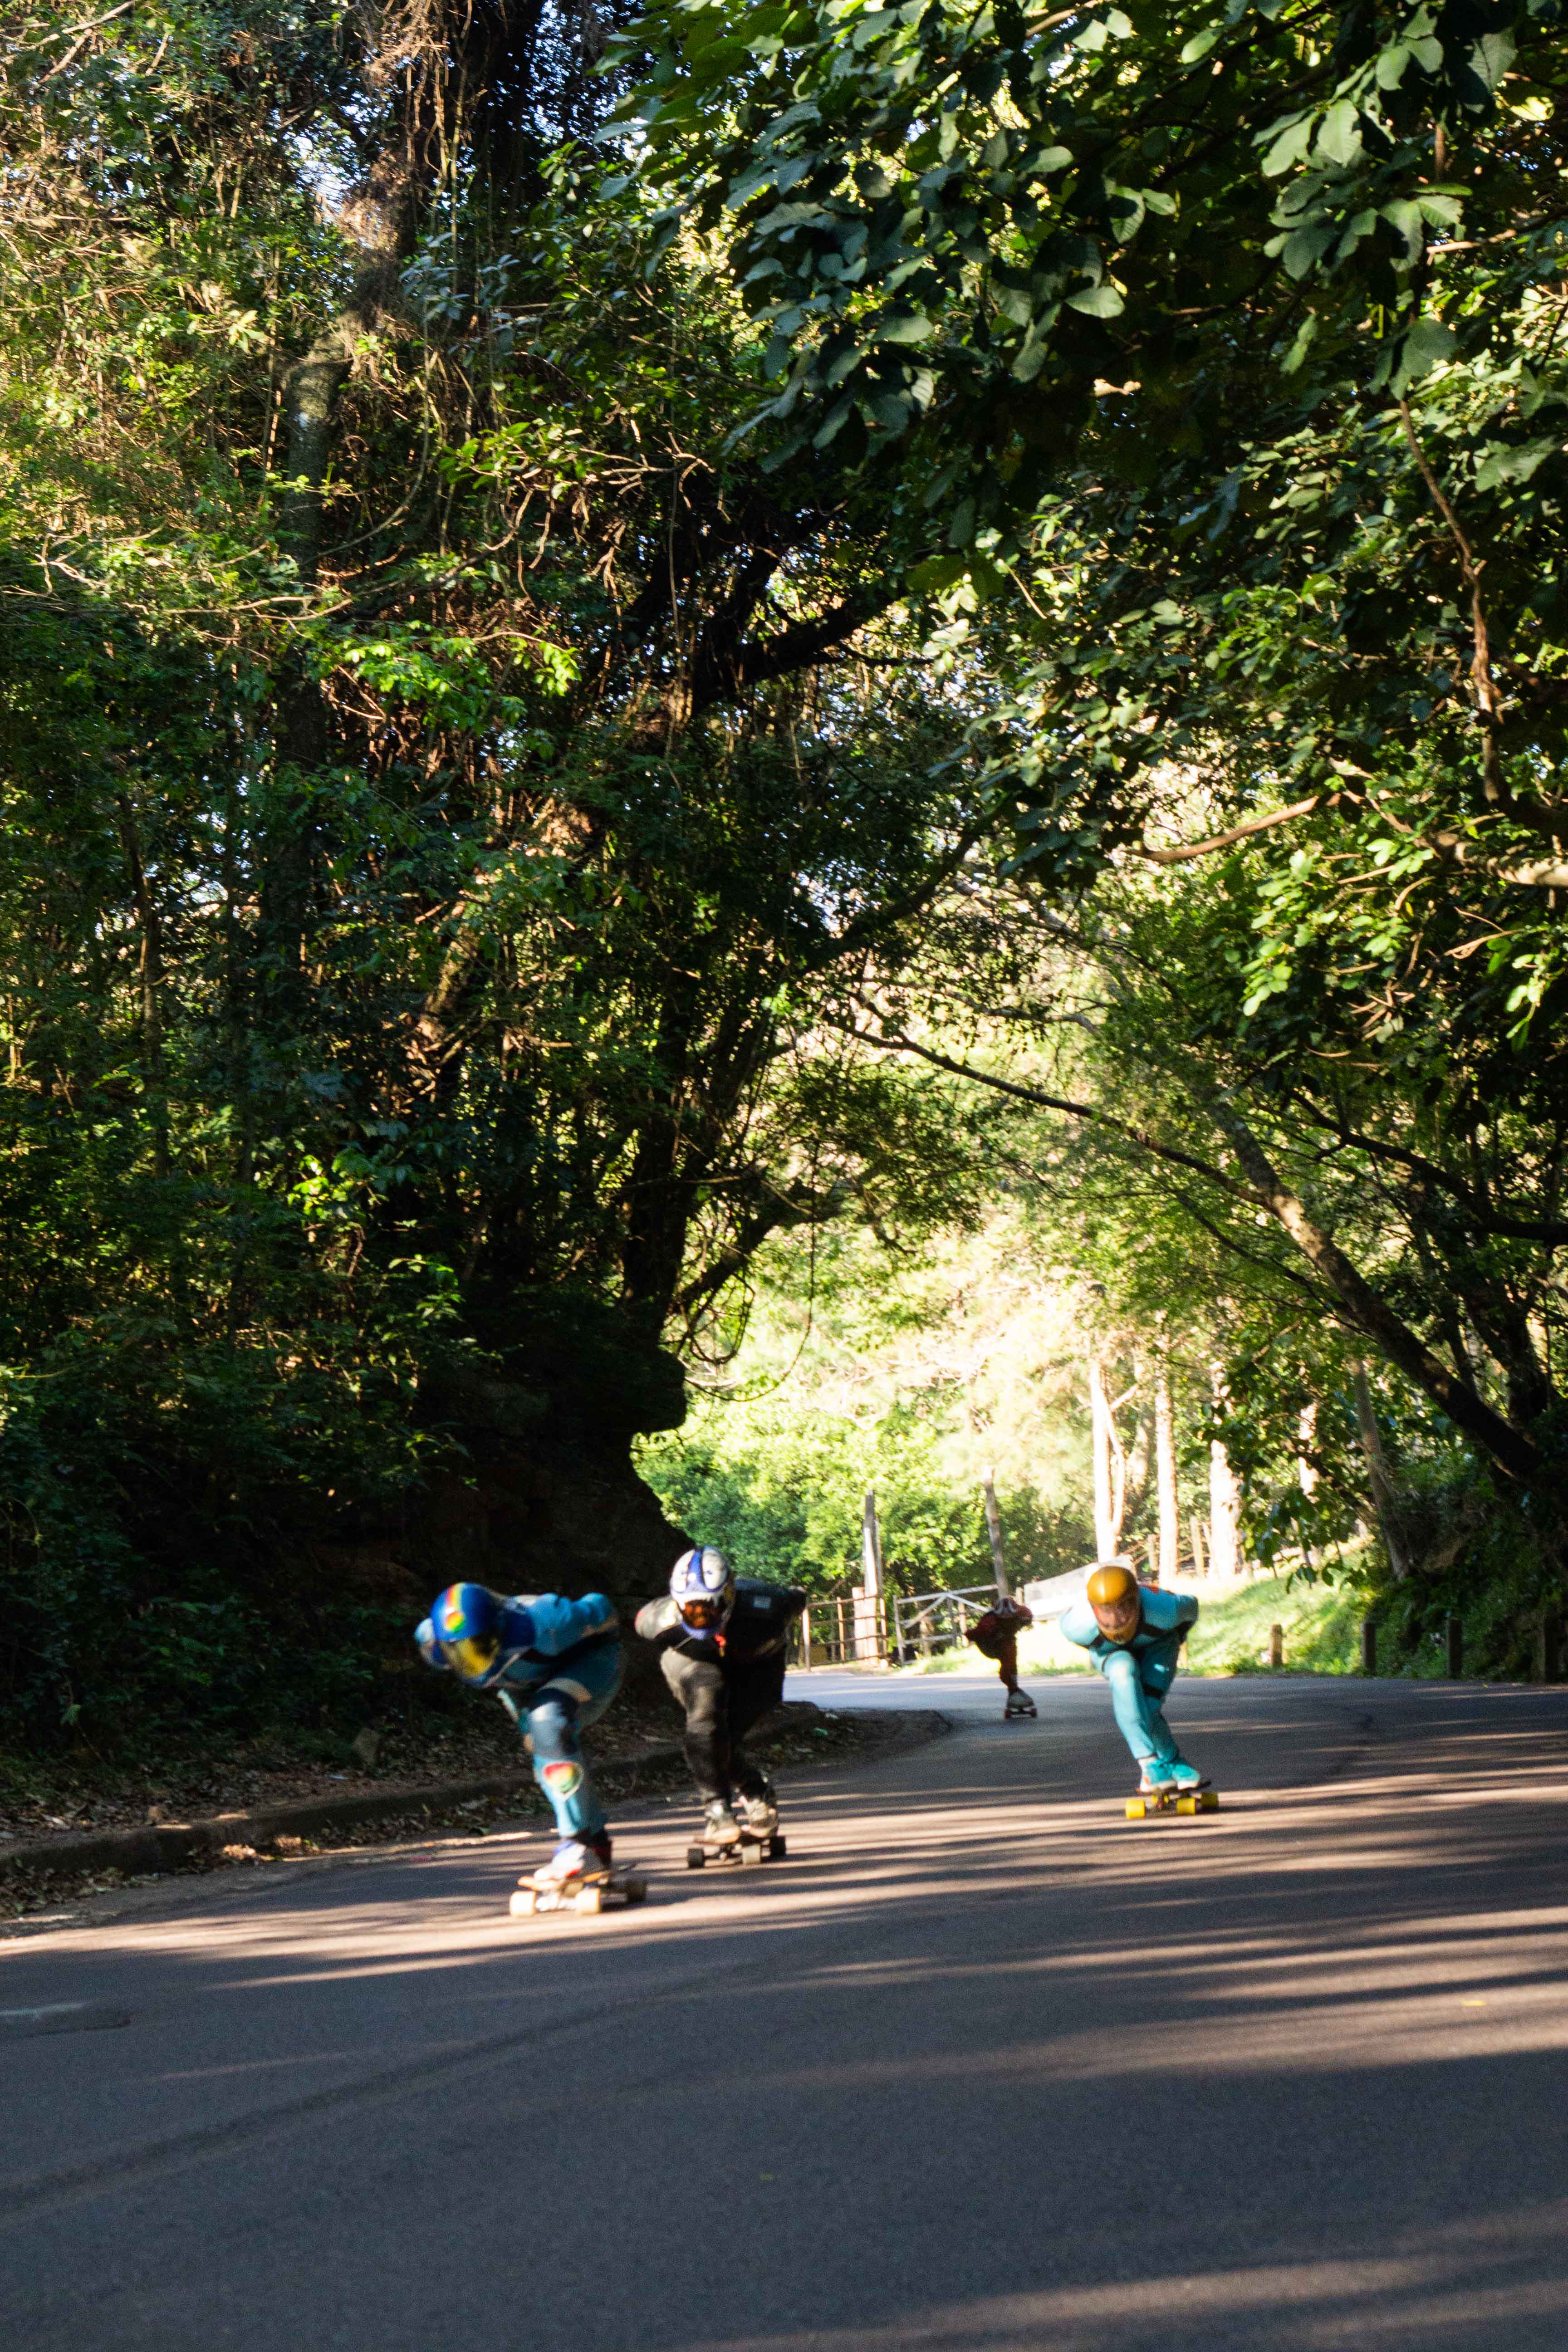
[1542,1610,1563,1685]
[1361,1618,1377,1677]
[1269,1622,1284,1670]
[798,1605,812,1670]
[1446,1614,1464,1679]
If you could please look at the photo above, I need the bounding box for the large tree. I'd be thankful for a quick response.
[0,0,983,1739]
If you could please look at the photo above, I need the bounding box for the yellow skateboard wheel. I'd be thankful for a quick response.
[1125,1798,1147,1819]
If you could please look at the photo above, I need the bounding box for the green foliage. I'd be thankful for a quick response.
[640,1213,1095,1594]
[0,0,993,1749]
[1183,1570,1372,1678]
[7,0,1568,1756]
[618,0,1567,548]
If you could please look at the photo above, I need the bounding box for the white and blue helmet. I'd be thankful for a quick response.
[670,1546,735,1633]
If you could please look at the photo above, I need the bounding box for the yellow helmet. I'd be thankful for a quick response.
[1087,1564,1139,1612]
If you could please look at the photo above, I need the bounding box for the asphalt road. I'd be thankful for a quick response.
[7,1670,1568,2350]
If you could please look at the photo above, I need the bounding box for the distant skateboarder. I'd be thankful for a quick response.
[416,1583,623,1896]
[1058,1564,1204,1795]
[636,1549,805,1857]
[968,1593,1036,1717]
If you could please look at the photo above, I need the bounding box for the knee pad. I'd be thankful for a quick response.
[526,1695,576,1760]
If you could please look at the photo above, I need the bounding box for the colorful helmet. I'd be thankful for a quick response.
[1087,1563,1139,1610]
[428,1582,505,1684]
[1087,1563,1140,1640]
[670,1547,735,1633]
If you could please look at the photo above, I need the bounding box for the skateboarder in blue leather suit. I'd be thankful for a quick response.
[1059,1563,1204,1793]
[416,1582,622,1888]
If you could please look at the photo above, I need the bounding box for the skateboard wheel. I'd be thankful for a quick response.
[574,1883,604,1915]
[1199,1791,1219,1811]
[509,1889,538,1917]
[1125,1798,1147,1819]
[769,1834,787,1859]
[623,1877,648,1905]
[686,1846,705,1869]
[740,1840,762,1867]
[1176,1794,1196,1814]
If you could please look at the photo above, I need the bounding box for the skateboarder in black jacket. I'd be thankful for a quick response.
[635,1549,806,1854]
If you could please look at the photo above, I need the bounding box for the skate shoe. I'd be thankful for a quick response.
[1138,1760,1178,1795]
[702,1799,741,1850]
[1004,1688,1037,1718]
[530,1834,610,1891]
[737,1784,778,1837]
[1163,1757,1207,1791]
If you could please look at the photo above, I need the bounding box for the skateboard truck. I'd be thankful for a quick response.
[1125,1789,1219,1820]
[686,1830,787,1869]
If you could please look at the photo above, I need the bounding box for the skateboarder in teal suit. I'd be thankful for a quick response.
[416,1583,622,1896]
[1059,1563,1205,1796]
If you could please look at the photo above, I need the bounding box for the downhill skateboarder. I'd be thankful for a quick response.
[1058,1563,1205,1796]
[968,1592,1037,1717]
[635,1549,805,1860]
[416,1582,625,1898]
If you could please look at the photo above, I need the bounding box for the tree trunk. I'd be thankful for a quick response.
[1205,1095,1541,1484]
[981,1465,1010,1597]
[1155,1352,1179,1584]
[1088,1356,1125,1560]
[1209,1443,1241,1578]
[1208,1366,1241,1578]
[116,794,169,1180]
[1352,1363,1412,1580]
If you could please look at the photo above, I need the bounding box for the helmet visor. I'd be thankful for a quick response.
[1091,1596,1141,1645]
[678,1596,726,1632]
[443,1630,502,1683]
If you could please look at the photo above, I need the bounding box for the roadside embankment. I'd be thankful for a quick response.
[0,1702,950,1920]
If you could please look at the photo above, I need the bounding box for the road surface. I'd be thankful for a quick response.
[6,1671,1568,2349]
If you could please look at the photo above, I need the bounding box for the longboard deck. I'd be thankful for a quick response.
[510,1867,648,1917]
[1125,1790,1219,1820]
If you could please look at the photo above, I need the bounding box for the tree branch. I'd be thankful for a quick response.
[846,1009,1257,1200]
[1137,795,1322,864]
[1205,1093,1541,1482]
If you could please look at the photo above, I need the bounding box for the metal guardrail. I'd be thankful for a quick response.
[793,1583,1002,1668]
[892,1585,999,1661]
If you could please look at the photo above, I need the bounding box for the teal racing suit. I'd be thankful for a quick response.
[1058,1587,1199,1768]
[416,1592,622,1842]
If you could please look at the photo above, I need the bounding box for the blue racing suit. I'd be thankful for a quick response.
[416,1593,622,1842]
[1058,1588,1199,1768]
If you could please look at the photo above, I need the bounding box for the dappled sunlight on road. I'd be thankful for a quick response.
[679,2207,1568,2350]
[10,1677,1568,2350]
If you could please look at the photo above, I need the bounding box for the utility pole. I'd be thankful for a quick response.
[981,1465,1011,1597]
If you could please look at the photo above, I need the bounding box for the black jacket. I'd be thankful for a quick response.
[635,1577,807,1665]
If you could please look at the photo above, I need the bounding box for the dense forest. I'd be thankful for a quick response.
[1,0,1566,1755]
